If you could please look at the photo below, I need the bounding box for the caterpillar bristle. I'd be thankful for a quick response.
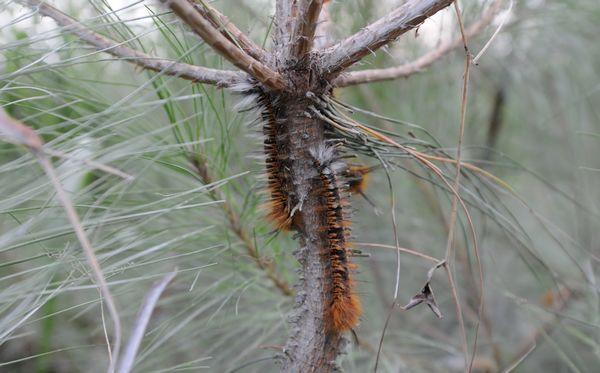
[258,91,293,231]
[312,144,362,333]
[328,291,362,332]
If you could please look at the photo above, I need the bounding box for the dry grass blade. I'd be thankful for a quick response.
[373,302,397,373]
[371,151,402,372]
[0,109,43,149]
[502,342,536,373]
[117,269,177,373]
[473,0,512,64]
[0,109,122,373]
[356,242,440,263]
[19,0,242,86]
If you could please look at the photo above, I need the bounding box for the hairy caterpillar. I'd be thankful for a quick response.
[311,145,362,332]
[235,83,362,332]
[231,82,294,231]
[258,94,294,230]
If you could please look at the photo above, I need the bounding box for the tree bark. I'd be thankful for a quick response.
[270,65,344,372]
[320,0,455,75]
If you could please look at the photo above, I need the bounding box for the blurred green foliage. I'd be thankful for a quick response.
[0,0,599,372]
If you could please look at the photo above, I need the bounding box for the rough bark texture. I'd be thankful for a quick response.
[321,0,455,75]
[271,61,344,372]
[165,0,286,90]
[334,0,503,86]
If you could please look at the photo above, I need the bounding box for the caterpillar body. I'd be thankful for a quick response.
[235,82,362,333]
[257,93,294,231]
[231,82,295,231]
[311,145,362,332]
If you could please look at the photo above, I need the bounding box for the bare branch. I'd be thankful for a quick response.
[20,0,242,87]
[313,0,334,49]
[0,109,43,150]
[335,0,504,86]
[0,109,122,373]
[163,0,286,90]
[191,0,268,62]
[290,0,324,58]
[117,270,177,373]
[274,0,297,61]
[320,0,455,76]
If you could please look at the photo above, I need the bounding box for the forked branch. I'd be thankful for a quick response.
[190,0,268,62]
[163,0,286,90]
[290,0,325,58]
[313,0,334,49]
[273,0,297,59]
[320,0,455,76]
[335,0,504,86]
[20,0,242,87]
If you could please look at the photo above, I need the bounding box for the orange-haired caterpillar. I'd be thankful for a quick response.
[231,82,295,231]
[311,145,362,332]
[258,93,294,231]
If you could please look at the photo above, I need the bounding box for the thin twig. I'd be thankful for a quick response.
[502,342,535,373]
[117,269,177,373]
[335,0,504,86]
[503,287,573,372]
[443,3,484,371]
[371,151,402,372]
[443,2,470,369]
[473,0,512,64]
[320,0,455,76]
[163,0,286,90]
[0,110,122,373]
[191,0,268,62]
[290,0,324,58]
[313,0,333,49]
[44,149,134,181]
[19,0,242,87]
[356,242,440,263]
[374,302,397,373]
[273,0,296,60]
[444,264,468,372]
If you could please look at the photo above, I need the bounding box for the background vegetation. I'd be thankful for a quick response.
[1,0,599,371]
